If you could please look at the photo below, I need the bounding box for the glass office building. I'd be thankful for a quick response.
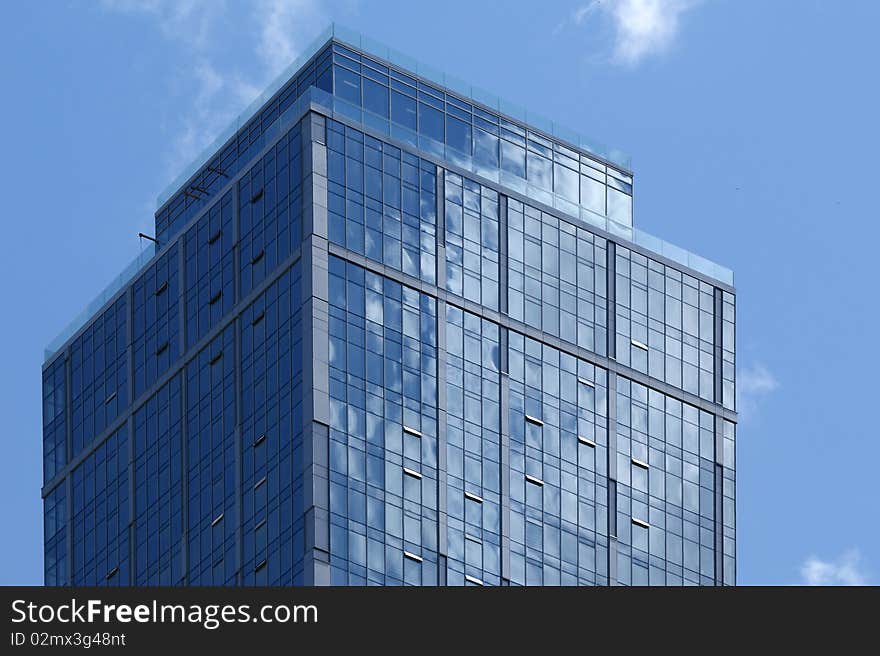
[42,26,736,586]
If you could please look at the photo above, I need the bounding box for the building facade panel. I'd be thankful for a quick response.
[71,424,128,586]
[133,374,183,585]
[239,262,305,585]
[185,325,237,585]
[326,256,440,585]
[184,191,235,350]
[42,32,735,587]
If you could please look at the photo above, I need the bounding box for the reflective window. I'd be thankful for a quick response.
[615,379,716,585]
[722,292,736,411]
[444,172,499,310]
[325,43,633,231]
[616,246,715,401]
[156,46,331,243]
[327,119,437,285]
[445,307,501,585]
[507,331,609,585]
[722,420,736,585]
[327,256,439,585]
[508,199,607,353]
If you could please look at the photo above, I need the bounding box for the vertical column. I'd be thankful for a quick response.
[607,370,618,586]
[435,167,446,291]
[63,348,73,586]
[606,240,618,585]
[126,412,135,586]
[301,112,332,586]
[713,289,723,406]
[178,244,186,358]
[607,241,617,360]
[178,245,188,582]
[233,324,242,585]
[233,171,241,305]
[713,288,725,585]
[499,327,511,585]
[499,195,508,316]
[65,475,73,586]
[180,357,188,583]
[126,286,135,587]
[436,298,448,585]
[434,166,448,584]
[233,177,243,585]
[498,195,511,584]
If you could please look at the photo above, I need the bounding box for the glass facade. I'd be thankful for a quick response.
[42,32,735,586]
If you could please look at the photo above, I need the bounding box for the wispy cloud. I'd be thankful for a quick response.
[801,550,870,586]
[572,1,602,26]
[101,0,329,177]
[256,0,326,78]
[100,0,221,49]
[565,0,701,66]
[165,60,260,179]
[737,362,778,420]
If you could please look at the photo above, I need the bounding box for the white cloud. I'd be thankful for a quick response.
[801,550,869,586]
[569,0,700,66]
[572,1,601,26]
[256,0,326,79]
[160,58,264,177]
[101,0,330,179]
[737,362,778,420]
[100,0,220,49]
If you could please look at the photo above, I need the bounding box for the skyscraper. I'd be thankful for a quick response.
[42,25,736,587]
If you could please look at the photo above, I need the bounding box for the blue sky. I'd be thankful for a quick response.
[0,0,877,585]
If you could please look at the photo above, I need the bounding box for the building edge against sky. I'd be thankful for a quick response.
[43,24,733,364]
[41,25,737,586]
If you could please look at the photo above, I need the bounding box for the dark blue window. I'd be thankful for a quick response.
[70,297,127,461]
[42,357,67,482]
[418,102,444,143]
[239,123,303,297]
[44,485,66,586]
[186,326,237,584]
[132,245,180,398]
[363,77,389,117]
[391,90,417,131]
[184,190,234,349]
[446,115,472,155]
[334,64,361,105]
[134,374,183,585]
[239,262,304,585]
[72,425,129,585]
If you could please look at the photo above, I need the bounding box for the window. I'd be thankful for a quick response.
[507,199,607,352]
[327,256,438,585]
[334,64,361,105]
[444,173,499,310]
[68,296,127,463]
[327,120,436,285]
[508,330,610,585]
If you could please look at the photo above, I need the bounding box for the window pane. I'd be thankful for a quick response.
[363,78,388,117]
[419,102,444,143]
[391,90,417,130]
[335,65,361,105]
